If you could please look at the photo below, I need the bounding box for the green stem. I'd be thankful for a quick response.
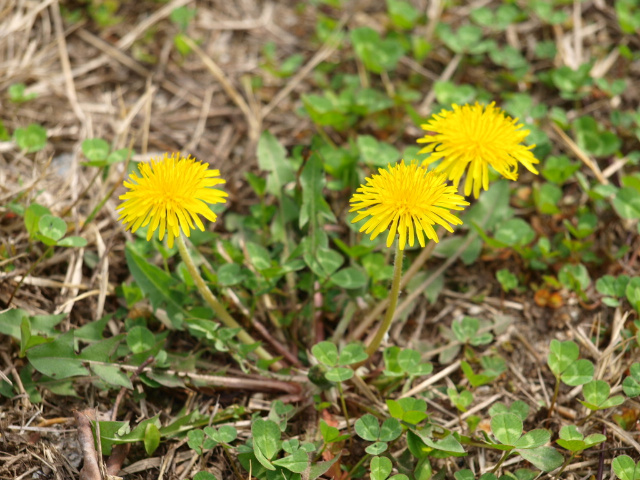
[491,450,511,474]
[553,452,575,480]
[577,409,596,427]
[548,376,560,418]
[366,241,404,357]
[347,453,370,478]
[81,175,119,232]
[337,382,353,452]
[176,234,281,369]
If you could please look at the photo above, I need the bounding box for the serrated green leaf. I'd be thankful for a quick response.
[581,380,611,408]
[312,341,339,367]
[612,455,640,480]
[461,180,513,230]
[626,278,640,312]
[193,472,217,480]
[387,0,419,30]
[461,361,494,388]
[325,366,353,382]
[379,418,402,442]
[452,317,480,343]
[613,187,640,220]
[623,363,640,397]
[338,343,367,366]
[556,438,587,452]
[79,335,124,362]
[600,395,625,409]
[370,456,393,480]
[390,475,410,480]
[306,455,341,480]
[513,429,550,449]
[246,242,271,270]
[561,358,594,386]
[299,152,336,229]
[397,348,420,371]
[252,418,281,464]
[355,414,380,441]
[257,131,294,197]
[24,203,51,239]
[583,433,606,448]
[491,412,523,446]
[319,420,346,443]
[331,267,368,289]
[14,123,47,152]
[365,441,388,455]
[350,27,404,73]
[548,339,579,377]
[494,218,535,247]
[144,423,161,455]
[82,138,110,162]
[211,425,237,444]
[414,457,433,480]
[56,236,88,247]
[558,263,591,292]
[357,135,400,167]
[272,449,308,473]
[0,309,64,340]
[26,331,88,379]
[596,275,630,298]
[126,326,155,354]
[455,469,476,480]
[125,245,187,328]
[91,364,133,389]
[516,446,563,472]
[38,215,66,242]
[416,431,466,454]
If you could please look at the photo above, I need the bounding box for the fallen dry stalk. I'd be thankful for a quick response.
[106,444,131,477]
[74,409,102,480]
[83,358,303,396]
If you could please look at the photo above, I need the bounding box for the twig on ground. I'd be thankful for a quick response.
[551,123,607,185]
[82,358,303,395]
[106,444,131,478]
[74,409,102,480]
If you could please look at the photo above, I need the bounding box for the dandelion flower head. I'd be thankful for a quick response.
[349,161,469,250]
[117,152,228,248]
[417,102,539,198]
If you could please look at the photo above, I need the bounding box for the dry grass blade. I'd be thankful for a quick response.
[182,35,261,142]
[551,123,608,185]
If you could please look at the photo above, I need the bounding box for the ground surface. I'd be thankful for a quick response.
[1,1,640,479]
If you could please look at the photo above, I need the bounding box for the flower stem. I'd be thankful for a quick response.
[337,381,353,452]
[491,450,510,474]
[366,240,404,357]
[176,234,281,369]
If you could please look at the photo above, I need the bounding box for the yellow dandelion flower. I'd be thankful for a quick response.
[117,152,228,248]
[417,102,540,198]
[349,161,469,250]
